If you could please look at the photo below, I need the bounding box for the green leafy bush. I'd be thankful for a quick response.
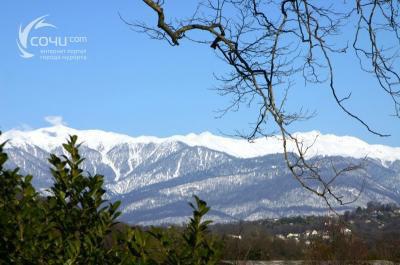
[0,134,221,264]
[0,139,50,264]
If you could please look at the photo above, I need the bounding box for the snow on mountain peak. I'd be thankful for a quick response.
[1,126,399,162]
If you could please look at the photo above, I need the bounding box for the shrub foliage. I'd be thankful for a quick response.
[0,135,221,264]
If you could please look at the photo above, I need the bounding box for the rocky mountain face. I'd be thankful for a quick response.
[1,126,400,225]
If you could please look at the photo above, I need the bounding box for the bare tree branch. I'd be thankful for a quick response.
[129,0,400,210]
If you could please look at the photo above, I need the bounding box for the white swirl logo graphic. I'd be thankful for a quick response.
[17,15,56,58]
[17,15,88,61]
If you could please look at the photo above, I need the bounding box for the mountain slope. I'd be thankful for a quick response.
[1,126,400,224]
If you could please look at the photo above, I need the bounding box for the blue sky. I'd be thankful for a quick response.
[0,0,399,146]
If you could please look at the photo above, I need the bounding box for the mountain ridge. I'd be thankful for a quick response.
[2,125,400,162]
[1,126,400,224]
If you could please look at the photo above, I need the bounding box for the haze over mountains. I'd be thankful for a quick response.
[1,125,400,224]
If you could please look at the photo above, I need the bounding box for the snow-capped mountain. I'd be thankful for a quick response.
[1,125,400,224]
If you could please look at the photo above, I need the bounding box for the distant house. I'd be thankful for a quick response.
[342,228,352,235]
[305,230,318,238]
[276,234,286,240]
[287,233,300,241]
[228,234,242,240]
